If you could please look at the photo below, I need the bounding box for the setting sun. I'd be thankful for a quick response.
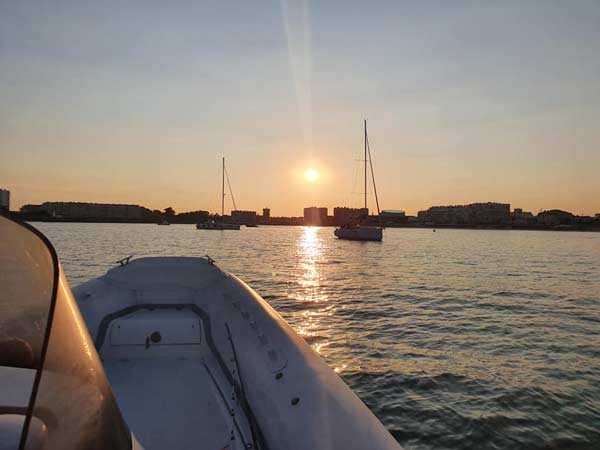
[304,168,319,182]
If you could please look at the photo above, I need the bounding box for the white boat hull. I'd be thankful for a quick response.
[73,257,401,450]
[334,226,383,241]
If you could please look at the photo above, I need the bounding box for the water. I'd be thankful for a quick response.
[32,223,600,450]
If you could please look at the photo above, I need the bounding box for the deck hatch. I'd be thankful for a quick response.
[109,310,202,346]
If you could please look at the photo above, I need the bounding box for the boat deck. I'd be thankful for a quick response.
[97,307,251,450]
[74,257,403,450]
[105,358,235,450]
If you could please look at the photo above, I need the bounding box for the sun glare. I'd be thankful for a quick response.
[304,168,319,182]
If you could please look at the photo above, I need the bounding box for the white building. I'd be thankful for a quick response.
[0,189,9,212]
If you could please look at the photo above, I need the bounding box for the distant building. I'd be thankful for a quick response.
[511,208,535,227]
[417,202,510,226]
[20,204,43,214]
[467,203,510,225]
[304,207,328,226]
[267,216,304,226]
[333,207,368,225]
[381,210,405,217]
[574,215,594,225]
[418,206,452,224]
[19,204,42,214]
[379,210,407,225]
[231,210,257,225]
[537,209,574,227]
[0,189,9,212]
[262,208,270,220]
[20,202,154,220]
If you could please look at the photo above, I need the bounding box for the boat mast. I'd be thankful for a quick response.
[364,119,367,210]
[221,157,225,218]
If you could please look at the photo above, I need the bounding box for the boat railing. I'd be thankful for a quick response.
[115,255,133,266]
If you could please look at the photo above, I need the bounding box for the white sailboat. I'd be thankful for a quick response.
[334,120,384,242]
[0,216,402,450]
[196,157,241,230]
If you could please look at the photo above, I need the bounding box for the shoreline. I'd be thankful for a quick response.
[16,218,600,233]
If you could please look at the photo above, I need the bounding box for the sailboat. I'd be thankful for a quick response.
[196,157,241,230]
[1,215,402,450]
[334,120,384,241]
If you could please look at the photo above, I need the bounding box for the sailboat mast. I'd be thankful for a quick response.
[364,119,367,210]
[221,157,225,217]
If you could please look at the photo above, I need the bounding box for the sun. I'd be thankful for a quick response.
[304,168,319,182]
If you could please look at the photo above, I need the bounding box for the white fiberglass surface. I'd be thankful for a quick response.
[0,366,36,408]
[0,367,36,449]
[104,358,234,450]
[74,257,402,450]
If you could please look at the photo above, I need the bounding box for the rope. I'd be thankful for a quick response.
[366,134,381,215]
[224,165,238,211]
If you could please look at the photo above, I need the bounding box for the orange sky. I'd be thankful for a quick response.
[2,2,599,216]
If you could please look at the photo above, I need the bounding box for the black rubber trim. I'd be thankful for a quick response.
[0,215,60,450]
[94,303,268,449]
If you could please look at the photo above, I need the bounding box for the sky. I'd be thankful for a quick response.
[1,1,599,216]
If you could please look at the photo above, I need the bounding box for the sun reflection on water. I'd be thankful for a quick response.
[296,226,324,301]
[294,227,340,368]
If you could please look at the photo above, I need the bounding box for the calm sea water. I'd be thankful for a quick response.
[32,223,600,450]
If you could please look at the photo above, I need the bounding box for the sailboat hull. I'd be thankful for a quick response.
[196,222,240,230]
[334,226,383,241]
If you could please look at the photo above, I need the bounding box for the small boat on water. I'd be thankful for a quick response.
[334,120,383,242]
[196,220,240,230]
[196,157,240,231]
[334,224,383,241]
[157,219,170,226]
[1,215,401,450]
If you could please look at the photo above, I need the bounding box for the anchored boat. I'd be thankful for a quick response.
[334,224,383,241]
[196,220,240,230]
[334,120,383,242]
[196,157,241,231]
[1,216,401,450]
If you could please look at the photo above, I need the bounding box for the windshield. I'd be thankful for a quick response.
[26,270,132,450]
[0,216,55,370]
[0,216,131,450]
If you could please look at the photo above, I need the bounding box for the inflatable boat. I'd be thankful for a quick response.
[0,216,401,450]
